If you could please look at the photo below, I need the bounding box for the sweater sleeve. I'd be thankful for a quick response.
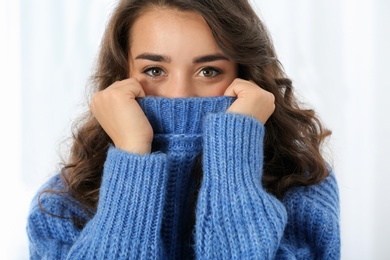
[195,113,340,259]
[275,172,340,259]
[27,146,168,259]
[195,113,287,259]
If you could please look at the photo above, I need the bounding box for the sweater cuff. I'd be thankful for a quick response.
[197,113,286,258]
[99,146,167,213]
[96,146,167,248]
[203,113,265,181]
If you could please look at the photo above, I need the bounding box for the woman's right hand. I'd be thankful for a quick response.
[89,78,153,154]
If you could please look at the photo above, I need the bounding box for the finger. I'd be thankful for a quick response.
[132,83,146,98]
[223,84,236,97]
[224,79,253,97]
[110,78,146,99]
[126,81,146,98]
[89,91,103,114]
[224,79,242,97]
[89,99,95,113]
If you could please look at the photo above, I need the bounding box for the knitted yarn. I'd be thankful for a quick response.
[27,96,340,259]
[138,96,235,258]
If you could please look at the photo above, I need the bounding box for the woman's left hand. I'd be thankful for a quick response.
[224,78,275,124]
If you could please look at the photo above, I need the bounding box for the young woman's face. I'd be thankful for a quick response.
[128,8,237,97]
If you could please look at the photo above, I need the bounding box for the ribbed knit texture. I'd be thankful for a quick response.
[27,96,340,259]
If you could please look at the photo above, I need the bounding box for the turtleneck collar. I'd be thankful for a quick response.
[137,96,235,256]
[137,96,235,135]
[137,96,235,153]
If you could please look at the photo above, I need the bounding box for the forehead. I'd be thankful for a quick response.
[129,8,222,57]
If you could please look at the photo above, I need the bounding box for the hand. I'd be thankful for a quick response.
[224,79,275,124]
[89,78,153,154]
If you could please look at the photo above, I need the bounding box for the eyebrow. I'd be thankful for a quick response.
[135,53,229,63]
[135,53,171,62]
[193,54,229,63]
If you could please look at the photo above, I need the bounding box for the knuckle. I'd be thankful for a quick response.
[91,92,100,103]
[108,89,122,101]
[253,88,264,98]
[269,92,275,102]
[232,78,242,84]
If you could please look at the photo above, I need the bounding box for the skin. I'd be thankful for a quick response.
[90,8,275,154]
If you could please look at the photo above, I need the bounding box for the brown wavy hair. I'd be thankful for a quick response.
[51,0,331,216]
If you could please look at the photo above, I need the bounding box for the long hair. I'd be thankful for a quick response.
[48,0,331,217]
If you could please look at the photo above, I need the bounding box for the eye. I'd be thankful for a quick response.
[143,67,166,78]
[199,67,222,78]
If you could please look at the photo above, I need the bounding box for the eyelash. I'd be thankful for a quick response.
[142,66,166,78]
[142,66,222,78]
[198,66,222,78]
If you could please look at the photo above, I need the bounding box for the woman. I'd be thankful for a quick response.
[27,0,340,259]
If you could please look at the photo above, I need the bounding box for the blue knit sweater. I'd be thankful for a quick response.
[27,97,340,259]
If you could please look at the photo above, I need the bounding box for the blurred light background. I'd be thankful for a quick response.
[0,0,389,259]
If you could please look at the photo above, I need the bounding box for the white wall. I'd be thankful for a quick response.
[0,0,389,259]
[253,1,390,259]
[0,1,114,259]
